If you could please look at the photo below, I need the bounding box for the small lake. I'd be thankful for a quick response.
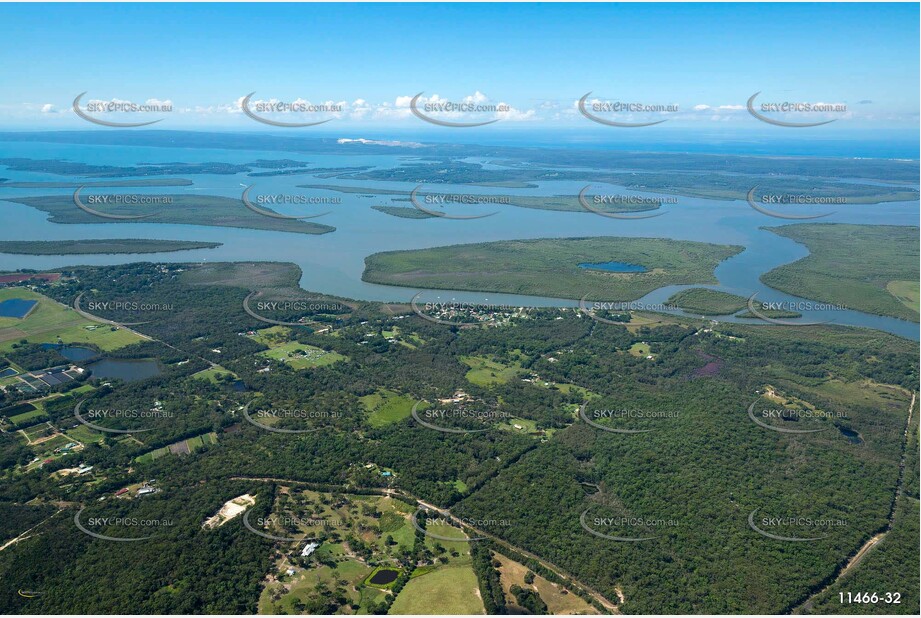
[578,261,648,273]
[86,358,163,382]
[42,343,100,362]
[0,298,37,318]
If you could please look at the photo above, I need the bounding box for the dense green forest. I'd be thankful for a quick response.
[0,261,916,614]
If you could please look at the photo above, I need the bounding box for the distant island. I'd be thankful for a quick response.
[363,237,744,301]
[6,194,335,235]
[0,239,222,255]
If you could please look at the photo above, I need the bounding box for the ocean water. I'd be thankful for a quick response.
[0,137,917,340]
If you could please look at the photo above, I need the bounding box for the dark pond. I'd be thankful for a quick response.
[368,569,399,585]
[578,261,647,273]
[838,426,863,444]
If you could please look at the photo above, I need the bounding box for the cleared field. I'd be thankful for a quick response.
[63,423,102,445]
[462,355,521,386]
[258,559,375,614]
[0,288,143,352]
[628,342,653,358]
[191,365,237,383]
[360,389,415,428]
[135,432,217,463]
[8,408,47,427]
[257,489,421,614]
[494,553,598,615]
[258,342,346,369]
[249,325,292,348]
[887,280,920,314]
[389,563,484,615]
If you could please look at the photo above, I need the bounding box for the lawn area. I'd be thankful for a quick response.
[190,365,237,383]
[8,407,46,427]
[257,489,425,614]
[258,559,375,614]
[547,382,596,399]
[258,342,347,369]
[388,563,484,615]
[249,325,292,348]
[499,418,538,433]
[64,423,103,445]
[461,355,521,386]
[762,224,919,322]
[360,389,415,428]
[628,342,653,358]
[135,432,217,463]
[0,288,143,352]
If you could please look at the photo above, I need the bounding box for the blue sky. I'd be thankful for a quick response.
[0,2,918,132]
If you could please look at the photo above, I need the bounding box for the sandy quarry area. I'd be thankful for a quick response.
[202,493,256,529]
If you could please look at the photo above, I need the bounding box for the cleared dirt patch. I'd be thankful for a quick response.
[202,493,256,529]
